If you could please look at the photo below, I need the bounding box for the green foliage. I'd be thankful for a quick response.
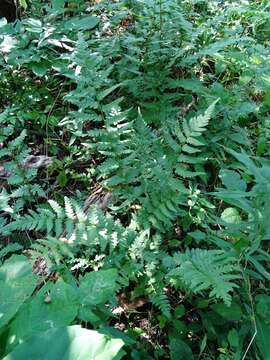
[166,249,241,306]
[3,325,125,360]
[91,101,217,230]
[0,0,270,359]
[0,255,37,328]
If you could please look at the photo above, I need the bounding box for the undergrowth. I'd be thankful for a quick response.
[1,0,270,359]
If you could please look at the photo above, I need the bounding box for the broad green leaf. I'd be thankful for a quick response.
[219,169,246,191]
[256,319,270,360]
[78,307,100,324]
[0,255,37,328]
[256,295,270,322]
[226,149,263,181]
[79,269,118,306]
[211,303,242,321]
[169,79,205,94]
[57,170,68,187]
[221,207,241,224]
[169,338,194,360]
[227,328,239,348]
[64,16,99,30]
[30,61,50,77]
[3,325,125,360]
[7,280,79,349]
[0,35,17,53]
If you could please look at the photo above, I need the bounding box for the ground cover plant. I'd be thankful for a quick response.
[1,0,270,358]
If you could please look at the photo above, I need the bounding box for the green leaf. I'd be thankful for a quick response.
[25,19,43,33]
[64,16,99,30]
[3,325,125,360]
[52,0,65,11]
[0,255,37,328]
[219,169,247,192]
[221,207,241,224]
[227,328,239,348]
[199,334,207,355]
[57,170,68,187]
[264,87,270,107]
[79,269,118,306]
[174,304,185,318]
[170,79,205,94]
[0,244,23,259]
[30,61,50,77]
[256,295,270,322]
[211,303,242,321]
[188,230,205,243]
[78,307,100,324]
[168,249,240,305]
[7,280,79,349]
[97,84,122,101]
[256,319,270,360]
[18,0,27,9]
[169,338,194,360]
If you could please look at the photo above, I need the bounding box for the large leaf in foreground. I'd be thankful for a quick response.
[3,325,125,360]
[0,255,36,328]
[7,280,79,350]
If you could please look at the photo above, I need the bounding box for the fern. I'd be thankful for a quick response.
[92,101,217,230]
[166,249,241,305]
[11,184,46,199]
[178,99,219,154]
[1,196,133,258]
[151,290,171,318]
[31,236,75,267]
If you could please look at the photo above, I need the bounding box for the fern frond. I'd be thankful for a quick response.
[167,248,241,305]
[64,197,75,220]
[48,200,64,217]
[151,290,171,318]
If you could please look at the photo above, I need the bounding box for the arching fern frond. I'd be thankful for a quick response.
[166,248,241,306]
